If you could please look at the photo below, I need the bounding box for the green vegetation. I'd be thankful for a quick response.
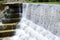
[26,0,60,2]
[0,0,7,4]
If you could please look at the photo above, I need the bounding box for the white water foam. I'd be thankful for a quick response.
[10,17,60,40]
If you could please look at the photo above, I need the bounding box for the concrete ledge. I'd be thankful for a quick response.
[0,30,15,38]
[0,23,16,26]
[0,30,15,33]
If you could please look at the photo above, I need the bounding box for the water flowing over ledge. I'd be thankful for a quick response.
[23,3,60,37]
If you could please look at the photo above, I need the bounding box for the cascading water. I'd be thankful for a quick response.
[7,3,60,40]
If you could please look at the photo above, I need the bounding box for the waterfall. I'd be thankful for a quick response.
[7,3,60,40]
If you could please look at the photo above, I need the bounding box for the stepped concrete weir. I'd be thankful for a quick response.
[0,3,60,40]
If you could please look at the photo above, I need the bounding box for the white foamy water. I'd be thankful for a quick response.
[10,17,60,40]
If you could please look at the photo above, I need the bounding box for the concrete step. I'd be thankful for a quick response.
[0,23,17,30]
[0,23,16,38]
[0,30,15,38]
